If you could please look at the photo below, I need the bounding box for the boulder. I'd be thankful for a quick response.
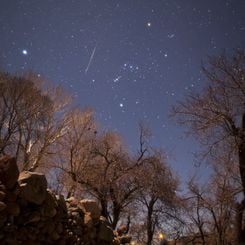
[6,202,20,216]
[51,231,60,241]
[41,190,57,218]
[0,201,6,212]
[5,190,18,202]
[66,196,78,206]
[18,171,47,205]
[0,159,125,244]
[0,156,19,189]
[56,194,67,213]
[79,199,101,220]
[119,235,132,244]
[0,191,5,201]
[0,214,6,228]
[26,211,41,223]
[98,216,114,242]
[0,185,6,191]
[84,213,93,228]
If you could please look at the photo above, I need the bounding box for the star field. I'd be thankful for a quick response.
[0,0,245,181]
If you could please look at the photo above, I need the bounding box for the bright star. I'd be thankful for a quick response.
[147,22,151,27]
[119,103,124,108]
[22,49,28,55]
[113,76,122,83]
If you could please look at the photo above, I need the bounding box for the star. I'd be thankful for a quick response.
[167,34,175,39]
[113,76,122,82]
[1,0,244,215]
[22,49,28,55]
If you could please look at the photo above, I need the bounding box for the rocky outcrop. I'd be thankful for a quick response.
[18,171,48,205]
[0,156,131,245]
[0,156,19,189]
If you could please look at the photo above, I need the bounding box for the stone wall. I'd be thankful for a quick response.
[0,156,131,245]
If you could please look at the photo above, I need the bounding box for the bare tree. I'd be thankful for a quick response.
[207,172,236,244]
[135,151,179,245]
[77,130,144,228]
[0,71,70,171]
[172,50,245,242]
[57,125,134,227]
[181,167,237,245]
[57,122,153,229]
[52,107,97,196]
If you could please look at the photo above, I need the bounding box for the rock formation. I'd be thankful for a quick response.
[0,156,131,245]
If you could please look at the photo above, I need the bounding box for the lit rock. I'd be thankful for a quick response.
[79,199,101,220]
[18,171,47,205]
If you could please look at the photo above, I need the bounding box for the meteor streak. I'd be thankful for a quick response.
[85,43,98,74]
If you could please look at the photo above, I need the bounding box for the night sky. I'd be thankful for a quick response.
[1,0,245,182]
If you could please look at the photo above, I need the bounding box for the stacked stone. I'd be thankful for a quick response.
[0,156,20,244]
[0,156,131,245]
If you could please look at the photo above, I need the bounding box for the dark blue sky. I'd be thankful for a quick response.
[1,0,245,182]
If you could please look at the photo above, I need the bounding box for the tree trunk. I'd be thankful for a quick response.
[235,200,245,243]
[112,204,121,229]
[239,113,245,196]
[125,215,131,234]
[237,113,245,243]
[146,199,155,245]
[100,198,109,220]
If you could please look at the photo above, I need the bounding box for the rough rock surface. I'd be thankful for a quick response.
[79,199,101,220]
[18,171,48,205]
[0,156,131,245]
[0,155,19,189]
